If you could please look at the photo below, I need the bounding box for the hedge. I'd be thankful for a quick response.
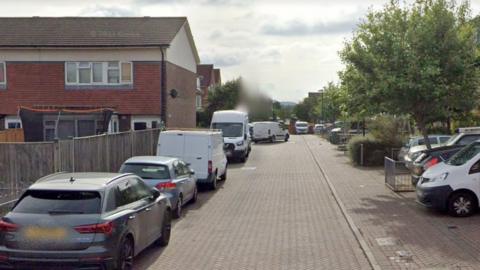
[347,135,390,166]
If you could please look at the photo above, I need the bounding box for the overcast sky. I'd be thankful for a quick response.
[1,0,479,102]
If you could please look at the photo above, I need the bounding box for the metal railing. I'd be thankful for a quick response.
[384,157,415,192]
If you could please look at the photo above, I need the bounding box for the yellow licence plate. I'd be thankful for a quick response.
[25,227,67,240]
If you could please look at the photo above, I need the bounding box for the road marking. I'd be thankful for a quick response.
[304,136,382,270]
[376,237,398,246]
[241,167,257,170]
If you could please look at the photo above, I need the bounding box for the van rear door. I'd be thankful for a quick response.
[158,132,185,158]
[184,134,210,180]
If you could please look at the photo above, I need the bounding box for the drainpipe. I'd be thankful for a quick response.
[160,46,167,127]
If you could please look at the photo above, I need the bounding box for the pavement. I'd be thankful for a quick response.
[134,135,480,270]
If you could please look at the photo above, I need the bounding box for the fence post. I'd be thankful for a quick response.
[105,134,110,172]
[130,130,134,157]
[360,143,364,166]
[72,138,75,173]
[53,140,59,172]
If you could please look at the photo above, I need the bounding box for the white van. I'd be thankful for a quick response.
[295,121,309,134]
[417,141,480,217]
[211,110,251,162]
[157,130,228,190]
[251,121,289,143]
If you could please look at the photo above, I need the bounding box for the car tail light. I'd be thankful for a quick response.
[0,220,18,232]
[208,160,213,174]
[0,254,8,262]
[75,221,113,235]
[425,157,439,169]
[156,181,176,190]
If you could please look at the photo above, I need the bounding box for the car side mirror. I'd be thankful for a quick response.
[150,188,161,200]
[189,168,195,175]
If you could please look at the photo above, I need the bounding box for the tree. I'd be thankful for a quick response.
[340,0,479,149]
[293,96,319,122]
[313,82,345,123]
[204,78,242,121]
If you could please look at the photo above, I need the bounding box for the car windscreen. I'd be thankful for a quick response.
[120,163,171,180]
[446,142,480,166]
[445,133,461,146]
[13,190,101,214]
[296,123,308,127]
[212,122,243,137]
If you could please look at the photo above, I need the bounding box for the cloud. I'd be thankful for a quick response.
[135,0,251,6]
[79,5,138,16]
[201,53,243,67]
[261,19,358,36]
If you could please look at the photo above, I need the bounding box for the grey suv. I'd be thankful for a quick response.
[0,172,172,270]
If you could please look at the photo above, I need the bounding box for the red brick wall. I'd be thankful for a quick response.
[166,63,196,128]
[0,62,162,115]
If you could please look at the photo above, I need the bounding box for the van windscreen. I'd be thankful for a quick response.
[212,123,243,137]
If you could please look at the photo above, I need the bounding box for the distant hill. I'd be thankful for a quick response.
[279,101,296,108]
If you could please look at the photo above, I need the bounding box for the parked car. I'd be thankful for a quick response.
[398,135,451,162]
[295,121,309,134]
[314,124,325,134]
[410,145,464,186]
[405,127,480,168]
[157,130,227,190]
[211,110,251,162]
[251,121,289,143]
[416,141,480,217]
[0,172,171,270]
[120,156,197,218]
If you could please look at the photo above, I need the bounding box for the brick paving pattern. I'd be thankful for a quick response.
[134,136,371,270]
[305,135,480,270]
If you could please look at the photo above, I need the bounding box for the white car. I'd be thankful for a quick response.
[417,141,480,217]
[295,121,309,134]
[251,121,289,143]
[211,110,251,162]
[157,130,227,190]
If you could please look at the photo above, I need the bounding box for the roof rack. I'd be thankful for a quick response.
[458,127,480,134]
[105,173,135,185]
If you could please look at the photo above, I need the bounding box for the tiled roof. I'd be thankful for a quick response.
[0,17,187,47]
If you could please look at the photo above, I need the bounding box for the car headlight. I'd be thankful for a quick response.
[236,141,244,146]
[431,172,449,182]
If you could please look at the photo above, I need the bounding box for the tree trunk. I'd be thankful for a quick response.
[418,121,432,150]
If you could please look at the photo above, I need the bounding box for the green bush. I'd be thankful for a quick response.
[348,135,389,166]
[367,115,406,147]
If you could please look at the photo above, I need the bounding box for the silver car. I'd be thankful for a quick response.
[120,156,198,219]
[0,172,172,270]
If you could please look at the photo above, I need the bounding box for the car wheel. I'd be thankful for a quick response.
[239,153,247,163]
[173,196,182,219]
[116,238,134,270]
[156,209,172,247]
[190,186,198,204]
[284,134,289,142]
[448,192,477,217]
[210,174,218,190]
[220,167,227,181]
[271,135,276,143]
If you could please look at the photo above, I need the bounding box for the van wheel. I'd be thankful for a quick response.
[155,209,171,247]
[284,134,290,142]
[448,192,477,217]
[210,174,218,190]
[220,168,227,181]
[270,135,276,143]
[173,196,182,219]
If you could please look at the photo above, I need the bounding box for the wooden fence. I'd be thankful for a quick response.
[0,129,161,205]
[0,129,24,142]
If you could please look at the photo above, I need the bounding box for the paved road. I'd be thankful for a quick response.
[134,135,371,270]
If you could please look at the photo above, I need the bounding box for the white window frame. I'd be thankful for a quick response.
[0,62,6,85]
[5,117,21,129]
[196,95,202,109]
[65,61,133,86]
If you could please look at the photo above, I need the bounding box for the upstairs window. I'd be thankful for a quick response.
[0,62,5,85]
[65,61,133,85]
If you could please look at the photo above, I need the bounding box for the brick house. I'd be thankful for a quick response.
[0,17,200,141]
[196,64,221,111]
